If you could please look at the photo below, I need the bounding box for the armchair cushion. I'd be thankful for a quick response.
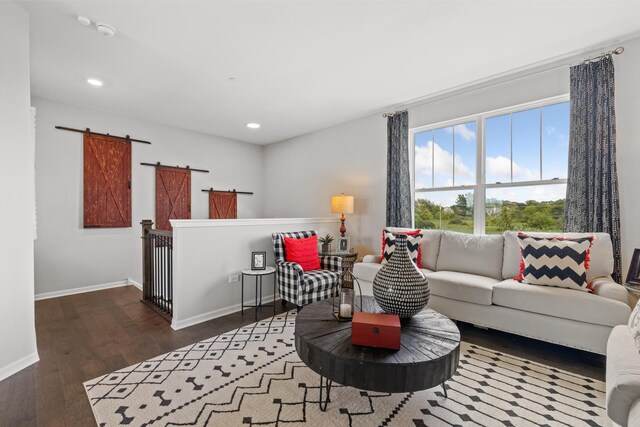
[284,235,320,271]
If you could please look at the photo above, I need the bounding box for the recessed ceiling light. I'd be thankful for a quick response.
[77,16,91,26]
[87,78,103,87]
[246,123,261,129]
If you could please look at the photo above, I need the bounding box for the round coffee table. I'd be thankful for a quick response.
[295,296,460,410]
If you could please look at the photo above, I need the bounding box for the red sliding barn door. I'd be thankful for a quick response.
[209,191,237,219]
[156,167,191,230]
[83,133,131,228]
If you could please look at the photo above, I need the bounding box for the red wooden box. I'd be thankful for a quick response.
[351,312,401,350]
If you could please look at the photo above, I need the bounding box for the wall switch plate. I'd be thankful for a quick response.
[229,274,239,283]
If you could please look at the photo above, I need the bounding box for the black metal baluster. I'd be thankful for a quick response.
[168,237,173,315]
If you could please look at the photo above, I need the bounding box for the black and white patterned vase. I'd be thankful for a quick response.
[372,234,429,318]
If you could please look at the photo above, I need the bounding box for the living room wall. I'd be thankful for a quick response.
[0,2,39,381]
[264,37,640,275]
[33,97,265,297]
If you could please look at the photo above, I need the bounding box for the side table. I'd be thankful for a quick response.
[241,266,276,321]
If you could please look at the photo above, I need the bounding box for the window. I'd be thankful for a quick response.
[412,96,569,234]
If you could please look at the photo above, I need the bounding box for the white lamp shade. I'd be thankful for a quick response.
[331,194,354,214]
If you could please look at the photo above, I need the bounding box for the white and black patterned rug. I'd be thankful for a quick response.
[84,311,608,426]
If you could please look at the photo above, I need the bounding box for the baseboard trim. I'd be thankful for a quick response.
[172,295,277,330]
[0,351,39,383]
[128,278,143,290]
[35,279,141,301]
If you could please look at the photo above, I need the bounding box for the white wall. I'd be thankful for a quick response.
[33,97,265,297]
[614,36,640,276]
[263,113,387,255]
[264,67,569,256]
[0,2,39,381]
[170,217,339,329]
[264,39,640,275]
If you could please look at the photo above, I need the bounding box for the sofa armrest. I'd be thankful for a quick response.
[592,276,630,306]
[362,254,381,263]
[607,325,640,426]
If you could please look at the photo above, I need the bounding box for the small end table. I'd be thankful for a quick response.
[241,266,276,320]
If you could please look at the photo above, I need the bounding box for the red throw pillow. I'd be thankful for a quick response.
[381,229,423,268]
[284,235,321,271]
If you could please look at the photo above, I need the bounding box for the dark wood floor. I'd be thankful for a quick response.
[0,286,605,426]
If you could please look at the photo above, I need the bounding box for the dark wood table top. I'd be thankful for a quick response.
[295,296,460,393]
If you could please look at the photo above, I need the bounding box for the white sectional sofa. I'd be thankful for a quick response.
[353,228,631,355]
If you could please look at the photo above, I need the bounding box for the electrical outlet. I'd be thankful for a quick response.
[229,274,239,283]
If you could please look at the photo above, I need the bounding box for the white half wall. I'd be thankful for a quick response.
[0,2,39,381]
[170,217,339,329]
[33,97,265,296]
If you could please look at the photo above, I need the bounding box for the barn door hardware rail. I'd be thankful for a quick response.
[140,162,210,173]
[201,188,253,195]
[55,126,152,144]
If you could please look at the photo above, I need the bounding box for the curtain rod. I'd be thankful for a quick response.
[201,188,254,195]
[140,162,210,173]
[381,45,625,117]
[55,126,152,144]
[382,109,407,118]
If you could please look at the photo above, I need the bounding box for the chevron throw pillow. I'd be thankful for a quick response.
[516,233,594,292]
[381,231,423,267]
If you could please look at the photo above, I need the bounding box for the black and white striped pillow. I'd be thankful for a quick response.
[381,232,423,266]
[517,233,594,292]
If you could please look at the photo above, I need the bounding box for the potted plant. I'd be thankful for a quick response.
[318,234,334,254]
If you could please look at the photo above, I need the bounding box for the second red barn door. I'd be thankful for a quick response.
[209,191,237,219]
[156,167,191,230]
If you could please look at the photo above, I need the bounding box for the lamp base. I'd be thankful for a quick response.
[340,214,346,237]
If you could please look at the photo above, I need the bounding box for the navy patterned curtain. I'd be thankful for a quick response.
[386,111,412,228]
[564,56,622,282]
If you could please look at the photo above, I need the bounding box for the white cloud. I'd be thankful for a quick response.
[443,123,476,142]
[486,155,537,182]
[415,141,474,183]
[455,123,476,142]
[545,125,556,136]
[487,184,566,203]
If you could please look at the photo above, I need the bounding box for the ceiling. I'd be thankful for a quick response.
[18,1,640,145]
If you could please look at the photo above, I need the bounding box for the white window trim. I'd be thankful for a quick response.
[410,94,570,234]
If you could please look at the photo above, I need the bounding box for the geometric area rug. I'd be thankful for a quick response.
[85,311,608,426]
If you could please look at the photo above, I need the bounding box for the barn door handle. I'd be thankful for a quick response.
[128,179,131,189]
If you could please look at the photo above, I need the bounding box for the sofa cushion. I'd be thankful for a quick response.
[606,325,640,427]
[502,231,614,281]
[435,231,504,279]
[425,271,499,306]
[386,228,442,271]
[493,279,631,327]
[353,262,383,284]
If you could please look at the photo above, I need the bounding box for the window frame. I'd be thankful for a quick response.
[410,94,570,234]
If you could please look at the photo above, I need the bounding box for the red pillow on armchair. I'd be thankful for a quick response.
[284,235,321,271]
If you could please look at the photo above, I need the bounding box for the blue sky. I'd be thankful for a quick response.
[414,101,569,207]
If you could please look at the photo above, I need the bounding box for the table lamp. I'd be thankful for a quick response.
[331,193,354,237]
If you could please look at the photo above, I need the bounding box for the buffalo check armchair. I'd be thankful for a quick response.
[271,230,342,309]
